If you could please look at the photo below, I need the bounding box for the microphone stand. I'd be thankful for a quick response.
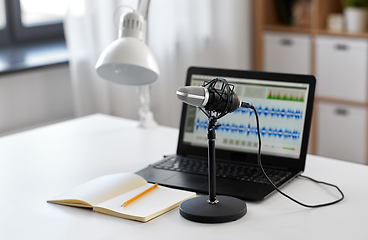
[179,78,247,223]
[207,116,219,204]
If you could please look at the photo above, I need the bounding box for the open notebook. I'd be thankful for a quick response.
[47,173,196,222]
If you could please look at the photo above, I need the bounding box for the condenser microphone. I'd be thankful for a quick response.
[176,85,242,113]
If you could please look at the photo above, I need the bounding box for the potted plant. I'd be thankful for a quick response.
[343,0,368,32]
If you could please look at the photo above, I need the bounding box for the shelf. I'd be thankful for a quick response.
[264,26,368,38]
[264,24,312,34]
[264,25,368,38]
[315,29,368,38]
[315,96,368,107]
[254,0,368,159]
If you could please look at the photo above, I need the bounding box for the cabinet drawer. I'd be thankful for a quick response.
[263,32,311,75]
[317,102,367,164]
[316,36,368,102]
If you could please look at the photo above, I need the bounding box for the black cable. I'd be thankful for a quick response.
[247,104,344,208]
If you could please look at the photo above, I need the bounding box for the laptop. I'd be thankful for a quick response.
[136,67,316,201]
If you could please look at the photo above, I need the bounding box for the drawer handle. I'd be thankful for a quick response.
[280,39,293,46]
[335,44,349,50]
[334,108,349,116]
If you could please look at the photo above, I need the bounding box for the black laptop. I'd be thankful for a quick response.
[136,67,316,201]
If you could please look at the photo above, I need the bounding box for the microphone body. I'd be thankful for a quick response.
[176,85,242,113]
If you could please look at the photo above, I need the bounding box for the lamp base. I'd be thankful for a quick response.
[179,195,247,223]
[138,110,158,129]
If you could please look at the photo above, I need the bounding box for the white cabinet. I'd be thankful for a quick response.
[317,102,367,164]
[263,32,311,75]
[316,36,368,102]
[262,32,368,164]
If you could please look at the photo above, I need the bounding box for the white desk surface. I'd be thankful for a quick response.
[1,114,367,239]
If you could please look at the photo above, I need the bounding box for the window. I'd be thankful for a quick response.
[0,0,68,73]
[1,0,68,45]
[0,0,5,30]
[20,0,68,27]
[0,0,9,45]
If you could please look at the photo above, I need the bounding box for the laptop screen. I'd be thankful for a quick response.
[182,73,311,160]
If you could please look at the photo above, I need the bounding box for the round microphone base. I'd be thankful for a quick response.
[179,195,247,223]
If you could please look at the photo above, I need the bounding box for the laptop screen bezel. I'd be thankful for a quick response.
[176,66,316,172]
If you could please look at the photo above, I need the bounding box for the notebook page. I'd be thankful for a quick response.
[48,173,147,206]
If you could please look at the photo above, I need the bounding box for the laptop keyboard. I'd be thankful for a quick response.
[153,156,293,186]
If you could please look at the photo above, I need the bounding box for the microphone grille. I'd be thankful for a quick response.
[176,86,207,107]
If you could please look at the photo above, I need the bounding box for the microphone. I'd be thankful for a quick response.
[176,85,242,114]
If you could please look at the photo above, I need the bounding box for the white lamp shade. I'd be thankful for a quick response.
[96,37,160,85]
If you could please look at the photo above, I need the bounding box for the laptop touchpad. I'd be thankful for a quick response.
[164,173,207,188]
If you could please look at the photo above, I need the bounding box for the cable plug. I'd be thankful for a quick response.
[241,102,252,108]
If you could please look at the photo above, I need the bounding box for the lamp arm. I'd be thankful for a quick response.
[137,0,151,20]
[138,86,158,128]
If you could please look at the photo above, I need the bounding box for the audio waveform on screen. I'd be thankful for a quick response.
[267,90,304,102]
[195,119,301,140]
[232,106,303,119]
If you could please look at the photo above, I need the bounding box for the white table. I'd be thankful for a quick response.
[1,114,367,239]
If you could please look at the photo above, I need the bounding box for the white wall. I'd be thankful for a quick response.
[110,0,253,128]
[0,64,75,136]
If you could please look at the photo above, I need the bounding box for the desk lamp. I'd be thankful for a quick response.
[95,2,159,128]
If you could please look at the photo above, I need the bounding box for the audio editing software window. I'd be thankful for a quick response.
[183,75,310,159]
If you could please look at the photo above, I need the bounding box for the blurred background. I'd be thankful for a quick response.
[0,0,367,165]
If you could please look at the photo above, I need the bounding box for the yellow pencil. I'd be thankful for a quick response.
[121,183,158,207]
